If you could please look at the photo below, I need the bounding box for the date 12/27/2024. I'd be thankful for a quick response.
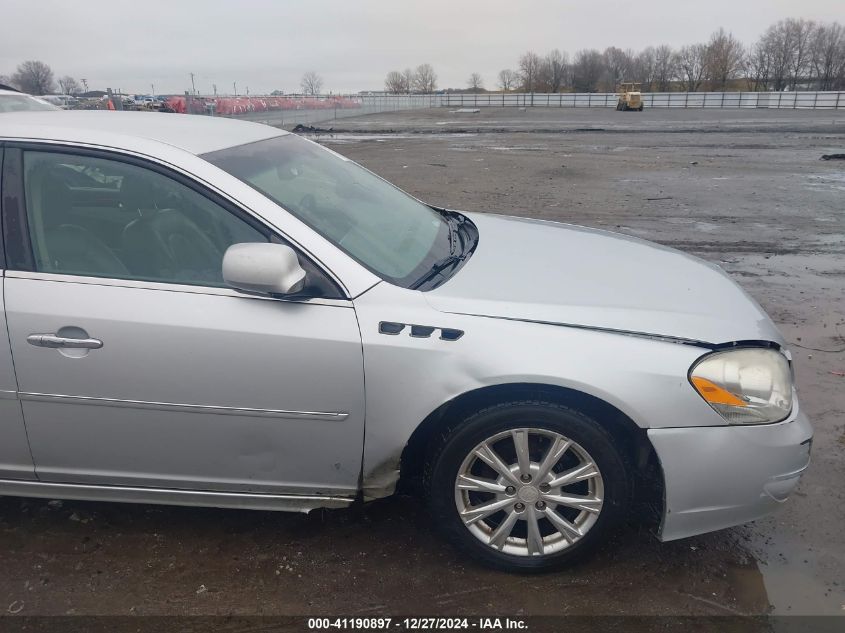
[307,617,528,630]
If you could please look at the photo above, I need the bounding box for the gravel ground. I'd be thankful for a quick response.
[1,107,843,621]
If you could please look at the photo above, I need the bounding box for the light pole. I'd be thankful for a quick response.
[190,72,197,95]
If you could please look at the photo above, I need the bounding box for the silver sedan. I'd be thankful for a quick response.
[0,111,812,571]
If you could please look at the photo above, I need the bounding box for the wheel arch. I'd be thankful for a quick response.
[397,382,664,514]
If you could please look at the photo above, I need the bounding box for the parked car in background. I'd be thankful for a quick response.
[36,94,78,109]
[0,111,812,571]
[0,85,59,112]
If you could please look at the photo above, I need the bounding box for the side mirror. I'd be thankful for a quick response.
[223,243,306,296]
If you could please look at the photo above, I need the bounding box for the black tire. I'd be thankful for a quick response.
[424,400,631,572]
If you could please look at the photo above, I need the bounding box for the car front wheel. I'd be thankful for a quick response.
[426,401,630,572]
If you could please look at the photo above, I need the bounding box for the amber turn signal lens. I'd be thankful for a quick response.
[690,376,747,407]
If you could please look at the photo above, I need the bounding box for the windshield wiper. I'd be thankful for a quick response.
[410,252,468,290]
[441,214,460,256]
[410,210,475,290]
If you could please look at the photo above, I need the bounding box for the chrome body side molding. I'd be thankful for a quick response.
[0,479,354,513]
[17,392,349,421]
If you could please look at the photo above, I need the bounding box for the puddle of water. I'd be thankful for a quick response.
[315,133,477,145]
[487,146,549,152]
[758,555,841,615]
[727,564,770,614]
[694,221,720,232]
[805,172,845,192]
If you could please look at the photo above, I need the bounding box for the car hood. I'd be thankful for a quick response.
[425,212,784,346]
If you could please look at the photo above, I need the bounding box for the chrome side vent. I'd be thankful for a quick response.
[378,322,464,342]
[378,322,405,335]
[410,325,436,338]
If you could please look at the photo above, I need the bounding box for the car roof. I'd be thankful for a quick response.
[0,110,288,155]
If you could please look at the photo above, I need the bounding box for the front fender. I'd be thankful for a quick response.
[353,283,721,500]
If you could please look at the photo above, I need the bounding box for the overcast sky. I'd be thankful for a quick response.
[1,0,841,94]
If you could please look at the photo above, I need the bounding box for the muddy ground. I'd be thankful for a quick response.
[1,108,843,622]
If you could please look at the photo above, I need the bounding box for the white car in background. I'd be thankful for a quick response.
[0,86,59,113]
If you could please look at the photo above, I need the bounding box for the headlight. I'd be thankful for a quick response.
[689,348,793,424]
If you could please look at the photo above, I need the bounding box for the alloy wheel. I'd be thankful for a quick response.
[454,428,604,557]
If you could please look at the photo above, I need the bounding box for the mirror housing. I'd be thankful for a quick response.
[223,243,306,296]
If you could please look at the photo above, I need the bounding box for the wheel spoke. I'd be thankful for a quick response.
[512,429,531,476]
[525,507,545,555]
[488,509,519,549]
[457,474,507,494]
[535,436,572,481]
[474,443,520,485]
[543,492,603,514]
[543,507,583,541]
[547,462,600,488]
[460,497,514,525]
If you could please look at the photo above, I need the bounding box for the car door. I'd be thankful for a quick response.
[1,145,365,497]
[0,146,37,482]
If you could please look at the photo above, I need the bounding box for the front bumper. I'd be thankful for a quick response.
[648,402,812,541]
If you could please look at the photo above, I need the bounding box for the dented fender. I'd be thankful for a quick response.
[352,282,722,501]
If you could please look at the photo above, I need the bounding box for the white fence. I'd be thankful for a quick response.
[440,91,845,109]
[224,94,439,127]
[217,91,844,127]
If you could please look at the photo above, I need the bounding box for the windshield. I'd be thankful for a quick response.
[204,134,470,288]
[0,94,59,112]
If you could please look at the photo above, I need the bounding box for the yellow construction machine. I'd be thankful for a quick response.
[616,82,644,111]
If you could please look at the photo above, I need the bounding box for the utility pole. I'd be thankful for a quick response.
[233,81,237,96]
[190,72,197,95]
[151,83,155,96]
[213,84,217,96]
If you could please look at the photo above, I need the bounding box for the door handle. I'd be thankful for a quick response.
[27,334,103,350]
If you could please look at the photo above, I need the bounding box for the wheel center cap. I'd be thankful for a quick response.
[517,486,539,503]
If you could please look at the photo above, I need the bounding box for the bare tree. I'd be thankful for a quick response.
[58,76,81,95]
[11,60,55,94]
[518,51,542,92]
[571,49,604,92]
[632,47,657,90]
[745,40,773,91]
[538,49,567,92]
[601,47,634,90]
[300,71,323,96]
[467,72,484,92]
[652,45,677,91]
[810,22,845,90]
[760,22,792,91]
[786,18,816,89]
[385,70,408,94]
[413,64,437,93]
[704,28,745,90]
[0,74,12,88]
[758,19,818,91]
[674,44,708,91]
[402,68,415,94]
[497,69,518,91]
